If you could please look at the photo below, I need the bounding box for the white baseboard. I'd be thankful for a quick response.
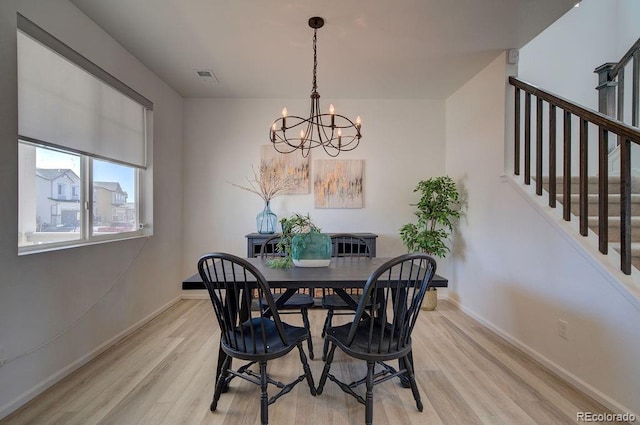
[0,295,182,420]
[446,297,638,418]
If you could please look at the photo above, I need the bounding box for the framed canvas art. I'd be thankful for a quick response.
[313,159,364,208]
[260,145,310,194]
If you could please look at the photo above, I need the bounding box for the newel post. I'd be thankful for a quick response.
[595,63,617,117]
[594,63,618,153]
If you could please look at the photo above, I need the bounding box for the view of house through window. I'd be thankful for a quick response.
[18,143,82,246]
[18,142,139,249]
[92,159,137,235]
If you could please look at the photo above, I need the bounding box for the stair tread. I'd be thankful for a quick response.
[587,216,640,223]
[569,193,640,202]
[536,176,640,184]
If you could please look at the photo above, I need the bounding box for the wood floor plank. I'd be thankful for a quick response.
[0,300,630,425]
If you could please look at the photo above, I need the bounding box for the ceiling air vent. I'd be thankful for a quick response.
[194,69,219,83]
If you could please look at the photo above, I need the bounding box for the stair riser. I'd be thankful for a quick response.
[570,201,640,216]
[537,175,640,195]
[547,182,625,195]
[590,225,640,242]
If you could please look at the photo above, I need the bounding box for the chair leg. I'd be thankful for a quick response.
[300,308,314,359]
[321,308,332,338]
[322,336,330,362]
[259,360,268,425]
[297,343,317,396]
[317,343,336,395]
[403,355,423,412]
[211,355,231,411]
[365,361,375,425]
[321,309,334,361]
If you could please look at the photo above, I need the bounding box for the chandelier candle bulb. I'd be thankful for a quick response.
[282,107,287,129]
[329,104,335,128]
[338,128,342,149]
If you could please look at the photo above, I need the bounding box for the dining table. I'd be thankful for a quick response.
[183,256,448,291]
[183,256,448,390]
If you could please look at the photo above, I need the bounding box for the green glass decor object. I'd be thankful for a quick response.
[291,232,331,267]
[256,201,277,234]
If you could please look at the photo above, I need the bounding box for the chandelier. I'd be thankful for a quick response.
[269,17,362,158]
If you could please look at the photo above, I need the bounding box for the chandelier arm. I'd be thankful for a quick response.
[313,96,334,146]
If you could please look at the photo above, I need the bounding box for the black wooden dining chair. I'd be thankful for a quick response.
[260,235,316,359]
[317,253,437,425]
[320,233,373,360]
[197,252,316,425]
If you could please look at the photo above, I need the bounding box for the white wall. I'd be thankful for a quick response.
[446,52,640,415]
[518,0,618,109]
[182,98,448,278]
[519,0,640,114]
[616,1,640,56]
[516,0,640,176]
[0,0,184,418]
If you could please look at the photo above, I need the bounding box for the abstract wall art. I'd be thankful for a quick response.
[313,159,364,208]
[260,145,310,194]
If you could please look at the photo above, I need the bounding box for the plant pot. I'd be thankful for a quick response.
[422,288,437,311]
[291,232,331,267]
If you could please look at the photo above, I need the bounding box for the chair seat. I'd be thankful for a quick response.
[325,318,412,361]
[224,317,309,360]
[321,293,364,309]
[263,292,315,309]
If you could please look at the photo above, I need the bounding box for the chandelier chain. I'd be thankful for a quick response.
[312,28,318,94]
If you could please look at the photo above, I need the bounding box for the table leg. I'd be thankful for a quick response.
[261,288,298,318]
[333,288,360,311]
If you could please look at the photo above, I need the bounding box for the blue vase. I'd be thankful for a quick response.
[256,201,277,234]
[291,232,331,267]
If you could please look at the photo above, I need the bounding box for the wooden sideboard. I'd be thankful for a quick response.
[246,232,378,258]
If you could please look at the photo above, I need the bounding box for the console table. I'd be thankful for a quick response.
[245,232,378,258]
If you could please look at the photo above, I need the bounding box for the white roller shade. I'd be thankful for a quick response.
[17,31,147,168]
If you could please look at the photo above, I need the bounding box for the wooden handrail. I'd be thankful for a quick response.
[608,37,640,80]
[509,77,640,143]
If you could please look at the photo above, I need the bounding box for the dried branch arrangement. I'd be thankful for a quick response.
[227,160,295,203]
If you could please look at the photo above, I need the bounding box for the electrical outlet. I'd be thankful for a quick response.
[558,320,568,340]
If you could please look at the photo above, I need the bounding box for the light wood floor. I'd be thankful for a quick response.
[0,300,629,425]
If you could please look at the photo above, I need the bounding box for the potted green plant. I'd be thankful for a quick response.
[399,176,461,310]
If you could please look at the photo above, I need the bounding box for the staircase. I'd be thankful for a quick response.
[546,176,640,270]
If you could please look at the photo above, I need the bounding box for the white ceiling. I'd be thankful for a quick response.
[69,0,575,100]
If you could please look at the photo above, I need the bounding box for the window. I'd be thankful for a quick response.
[17,15,153,253]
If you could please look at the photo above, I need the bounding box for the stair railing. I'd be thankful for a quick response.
[510,76,640,274]
[594,37,640,131]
